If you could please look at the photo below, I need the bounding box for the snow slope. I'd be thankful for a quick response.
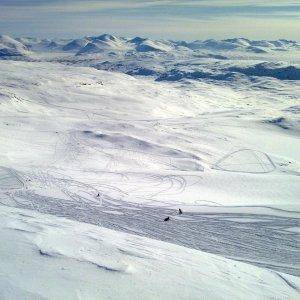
[0,34,299,298]
[0,60,298,209]
[1,205,299,299]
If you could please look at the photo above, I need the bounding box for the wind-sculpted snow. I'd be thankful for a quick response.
[1,206,299,299]
[2,165,299,276]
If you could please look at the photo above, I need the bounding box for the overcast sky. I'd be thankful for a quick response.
[0,0,299,40]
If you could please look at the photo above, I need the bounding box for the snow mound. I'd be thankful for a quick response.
[81,131,203,171]
[212,149,276,173]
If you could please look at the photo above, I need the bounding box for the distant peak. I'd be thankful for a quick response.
[93,34,118,42]
[130,37,147,44]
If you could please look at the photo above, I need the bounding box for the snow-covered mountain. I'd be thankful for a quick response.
[0,35,29,57]
[1,34,299,83]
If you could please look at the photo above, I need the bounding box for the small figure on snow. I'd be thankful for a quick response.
[178,208,183,215]
[96,193,100,197]
[164,217,170,222]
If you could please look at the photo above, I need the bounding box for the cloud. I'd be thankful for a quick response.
[0,0,299,40]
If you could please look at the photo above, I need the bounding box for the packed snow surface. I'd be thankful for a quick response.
[1,205,299,299]
[0,34,299,298]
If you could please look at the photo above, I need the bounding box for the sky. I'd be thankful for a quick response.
[0,0,299,40]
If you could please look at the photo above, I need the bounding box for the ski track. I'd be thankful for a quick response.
[3,169,299,277]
